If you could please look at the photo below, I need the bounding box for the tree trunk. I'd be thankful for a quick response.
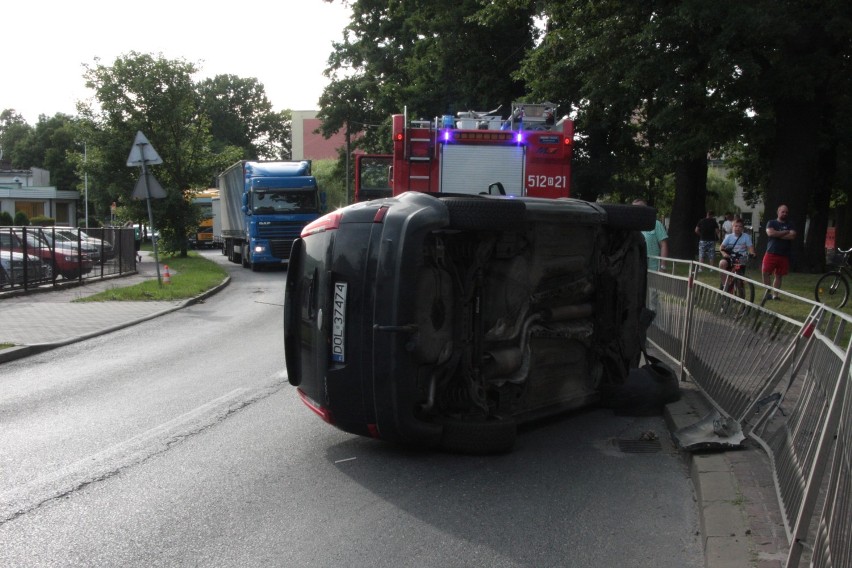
[758,100,818,271]
[668,155,708,260]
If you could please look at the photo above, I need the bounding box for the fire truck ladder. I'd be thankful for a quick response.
[406,119,435,192]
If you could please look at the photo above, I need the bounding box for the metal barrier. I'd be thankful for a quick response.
[647,258,852,568]
[0,226,136,293]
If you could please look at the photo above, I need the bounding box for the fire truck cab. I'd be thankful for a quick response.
[354,102,574,201]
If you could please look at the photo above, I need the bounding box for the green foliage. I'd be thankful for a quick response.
[705,170,738,217]
[30,216,56,226]
[75,251,227,302]
[197,75,291,159]
[312,157,348,210]
[318,0,537,173]
[13,211,29,226]
[0,211,13,225]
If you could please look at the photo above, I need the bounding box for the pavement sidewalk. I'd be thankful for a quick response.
[0,251,228,363]
[0,257,789,567]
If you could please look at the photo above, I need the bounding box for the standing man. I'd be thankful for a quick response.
[762,204,796,300]
[632,199,669,271]
[695,210,719,269]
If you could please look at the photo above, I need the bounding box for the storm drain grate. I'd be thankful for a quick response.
[615,438,663,454]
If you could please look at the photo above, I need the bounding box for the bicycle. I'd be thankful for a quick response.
[815,246,852,309]
[721,251,756,300]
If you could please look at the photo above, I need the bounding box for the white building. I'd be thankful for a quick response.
[0,167,79,225]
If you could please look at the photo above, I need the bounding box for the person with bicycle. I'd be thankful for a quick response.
[719,218,756,289]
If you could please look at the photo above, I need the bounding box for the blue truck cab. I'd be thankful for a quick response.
[218,160,325,270]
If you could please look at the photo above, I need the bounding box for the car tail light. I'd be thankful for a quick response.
[373,206,388,223]
[297,388,334,424]
[301,211,343,237]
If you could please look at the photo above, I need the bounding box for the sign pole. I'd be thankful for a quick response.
[127,131,166,287]
[139,152,162,286]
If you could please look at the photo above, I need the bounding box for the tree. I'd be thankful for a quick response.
[197,74,291,159]
[317,0,538,194]
[512,0,752,259]
[79,52,219,256]
[0,110,34,167]
[725,0,852,272]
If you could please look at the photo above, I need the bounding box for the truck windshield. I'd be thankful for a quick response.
[252,190,317,214]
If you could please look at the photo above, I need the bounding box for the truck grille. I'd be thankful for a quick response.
[270,239,295,260]
[256,221,303,261]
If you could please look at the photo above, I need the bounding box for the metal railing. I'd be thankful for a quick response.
[648,258,852,568]
[0,226,136,294]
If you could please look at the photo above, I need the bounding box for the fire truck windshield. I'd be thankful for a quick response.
[252,189,317,214]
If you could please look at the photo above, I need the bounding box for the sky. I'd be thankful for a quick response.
[4,0,353,125]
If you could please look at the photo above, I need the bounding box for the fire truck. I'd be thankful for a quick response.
[354,102,574,201]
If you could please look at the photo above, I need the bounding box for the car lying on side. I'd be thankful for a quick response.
[284,192,656,453]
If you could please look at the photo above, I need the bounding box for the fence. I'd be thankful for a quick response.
[648,258,852,568]
[0,226,137,293]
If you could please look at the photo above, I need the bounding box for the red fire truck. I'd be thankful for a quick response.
[354,102,574,201]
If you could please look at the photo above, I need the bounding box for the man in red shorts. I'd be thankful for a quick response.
[762,204,796,300]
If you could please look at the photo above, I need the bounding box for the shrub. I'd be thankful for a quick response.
[13,211,29,226]
[0,211,13,226]
[30,216,56,226]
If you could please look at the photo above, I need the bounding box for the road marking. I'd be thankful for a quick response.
[0,381,285,524]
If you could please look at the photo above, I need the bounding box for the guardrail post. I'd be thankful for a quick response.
[678,261,697,381]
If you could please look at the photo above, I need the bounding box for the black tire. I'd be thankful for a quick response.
[599,203,657,231]
[437,416,517,454]
[241,246,250,268]
[815,272,849,309]
[441,197,526,231]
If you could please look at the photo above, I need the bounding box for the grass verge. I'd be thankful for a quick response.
[74,252,228,302]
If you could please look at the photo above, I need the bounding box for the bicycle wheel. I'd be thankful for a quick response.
[730,281,754,319]
[815,272,849,309]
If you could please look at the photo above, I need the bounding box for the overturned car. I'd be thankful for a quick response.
[284,192,656,453]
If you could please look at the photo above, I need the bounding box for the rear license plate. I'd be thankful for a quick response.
[331,282,347,362]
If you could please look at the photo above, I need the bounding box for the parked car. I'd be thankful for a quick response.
[0,248,45,288]
[5,230,93,280]
[51,227,116,261]
[284,192,656,453]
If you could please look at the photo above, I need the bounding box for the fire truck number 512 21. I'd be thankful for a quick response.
[527,175,567,190]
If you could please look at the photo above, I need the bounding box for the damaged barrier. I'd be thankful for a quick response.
[648,258,852,568]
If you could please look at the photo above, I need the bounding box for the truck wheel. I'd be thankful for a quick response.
[441,197,526,231]
[437,416,517,454]
[242,246,250,268]
[599,203,657,231]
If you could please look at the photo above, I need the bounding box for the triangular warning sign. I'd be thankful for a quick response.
[127,131,163,166]
[132,172,167,199]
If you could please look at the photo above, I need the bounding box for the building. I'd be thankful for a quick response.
[0,167,79,225]
[290,110,350,161]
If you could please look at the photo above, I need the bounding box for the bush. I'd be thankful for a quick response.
[13,211,29,226]
[30,216,56,226]
[0,211,13,226]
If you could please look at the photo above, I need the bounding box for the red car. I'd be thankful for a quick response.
[3,229,93,280]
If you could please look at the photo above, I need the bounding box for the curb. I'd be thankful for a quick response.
[0,276,231,365]
[665,386,765,568]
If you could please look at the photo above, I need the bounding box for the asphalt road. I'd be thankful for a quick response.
[0,251,703,567]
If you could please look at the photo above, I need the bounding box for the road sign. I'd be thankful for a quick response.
[126,131,163,166]
[131,171,167,199]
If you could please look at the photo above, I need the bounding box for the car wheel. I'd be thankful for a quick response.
[437,416,518,454]
[599,203,657,231]
[441,197,526,231]
[43,261,55,280]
